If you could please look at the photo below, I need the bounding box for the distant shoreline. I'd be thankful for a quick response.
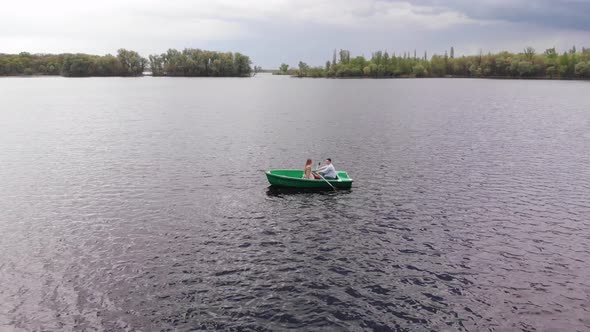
[285,74,590,81]
[289,47,590,80]
[1,74,588,81]
[0,49,253,78]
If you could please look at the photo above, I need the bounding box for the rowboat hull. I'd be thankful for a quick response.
[265,170,353,189]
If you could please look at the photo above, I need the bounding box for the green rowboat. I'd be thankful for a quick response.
[265,170,353,189]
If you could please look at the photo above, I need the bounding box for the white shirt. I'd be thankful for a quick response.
[318,163,337,179]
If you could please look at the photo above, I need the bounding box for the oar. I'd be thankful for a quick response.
[315,162,337,191]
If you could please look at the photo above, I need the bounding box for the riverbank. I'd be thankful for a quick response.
[293,47,590,80]
[0,48,253,77]
[288,74,590,81]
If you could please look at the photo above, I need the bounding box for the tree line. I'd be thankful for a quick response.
[148,49,251,77]
[287,47,590,79]
[0,48,252,77]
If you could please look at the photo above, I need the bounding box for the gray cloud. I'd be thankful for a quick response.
[407,0,590,30]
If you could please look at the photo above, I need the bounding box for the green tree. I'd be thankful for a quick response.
[517,61,533,77]
[297,61,309,77]
[279,63,289,74]
[431,55,446,77]
[559,52,571,77]
[412,64,427,77]
[149,55,165,76]
[117,49,146,76]
[575,62,590,78]
[523,47,535,61]
[234,53,252,76]
[469,64,481,77]
[339,50,350,64]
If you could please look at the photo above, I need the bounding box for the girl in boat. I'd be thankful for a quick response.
[303,159,320,179]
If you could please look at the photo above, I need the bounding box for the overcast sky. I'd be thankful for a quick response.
[1,0,589,68]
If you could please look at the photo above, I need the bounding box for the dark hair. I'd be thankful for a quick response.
[327,158,332,162]
[305,159,312,166]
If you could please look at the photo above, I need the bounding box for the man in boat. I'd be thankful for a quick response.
[317,158,338,180]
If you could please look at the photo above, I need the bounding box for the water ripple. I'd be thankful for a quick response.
[0,77,589,331]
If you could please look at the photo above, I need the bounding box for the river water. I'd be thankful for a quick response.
[0,75,589,331]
